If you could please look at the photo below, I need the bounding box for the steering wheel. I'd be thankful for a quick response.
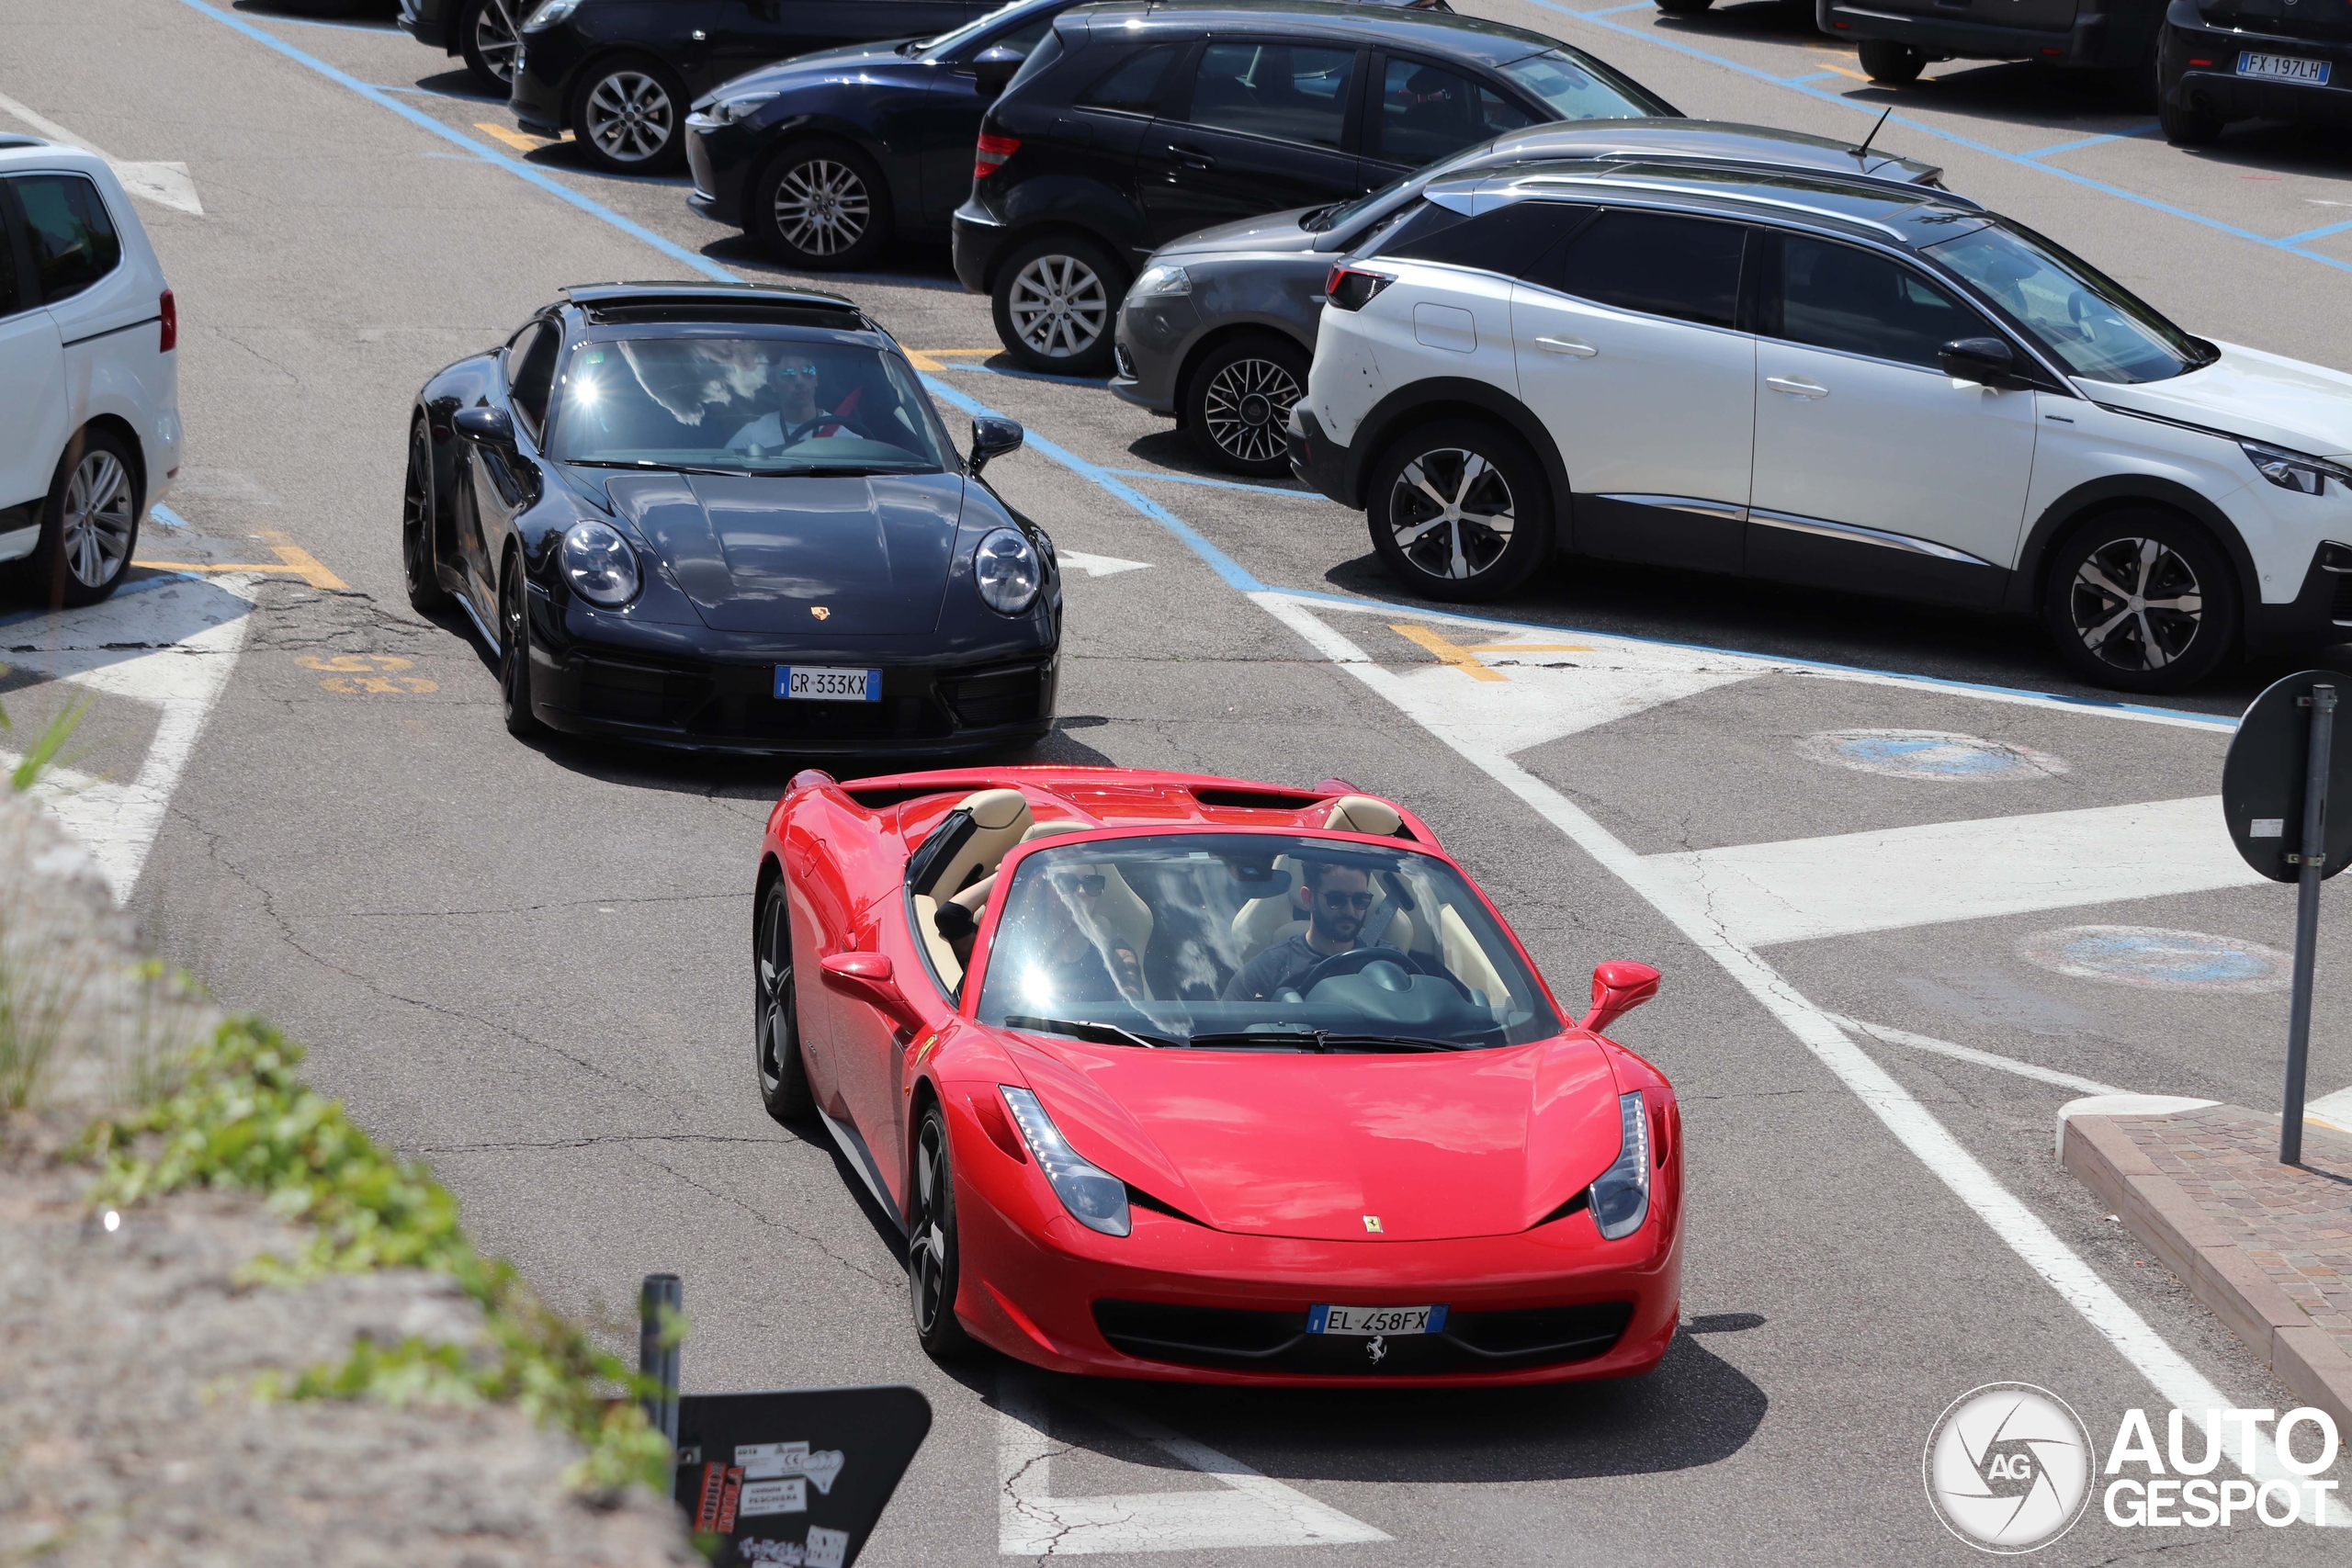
[1292,945,1475,1002]
[782,412,872,445]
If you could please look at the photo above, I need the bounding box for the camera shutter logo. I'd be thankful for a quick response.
[1923,1383,2096,1552]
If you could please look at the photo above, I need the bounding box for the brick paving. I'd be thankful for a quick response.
[2116,1105,2352,1361]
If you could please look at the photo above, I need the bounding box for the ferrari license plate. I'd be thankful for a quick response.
[1308,1303,1448,1337]
[2239,51,2329,85]
[778,665,882,702]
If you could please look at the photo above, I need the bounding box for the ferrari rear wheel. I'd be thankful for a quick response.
[908,1102,975,1359]
[499,560,546,739]
[754,881,816,1125]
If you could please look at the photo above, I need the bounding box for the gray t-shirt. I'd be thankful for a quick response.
[1222,933,1344,1001]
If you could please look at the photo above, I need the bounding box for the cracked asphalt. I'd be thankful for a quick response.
[6,0,2351,1562]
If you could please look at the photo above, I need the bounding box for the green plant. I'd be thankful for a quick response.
[0,683,93,793]
[0,910,92,1111]
[82,1018,673,1495]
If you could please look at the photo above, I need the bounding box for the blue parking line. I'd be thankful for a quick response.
[1584,2,1654,14]
[1517,0,2352,272]
[1099,467,1318,499]
[2021,123,2160,158]
[933,359,1107,389]
[1782,70,1842,83]
[150,504,190,530]
[2278,215,2352,246]
[170,0,735,285]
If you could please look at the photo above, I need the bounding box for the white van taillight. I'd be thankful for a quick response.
[159,289,176,353]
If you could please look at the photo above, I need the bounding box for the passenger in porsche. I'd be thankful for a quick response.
[1221,862,1376,1001]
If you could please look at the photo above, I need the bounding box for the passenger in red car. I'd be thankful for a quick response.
[1002,868,1140,1010]
[1221,862,1374,1000]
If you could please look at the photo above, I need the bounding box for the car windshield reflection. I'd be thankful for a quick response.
[975,834,1561,1050]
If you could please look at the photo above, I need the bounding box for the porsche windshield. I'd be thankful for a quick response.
[549,335,955,473]
[975,835,1561,1050]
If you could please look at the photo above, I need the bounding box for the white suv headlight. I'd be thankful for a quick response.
[2242,440,2352,496]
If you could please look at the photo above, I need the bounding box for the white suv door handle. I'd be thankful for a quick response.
[1534,336,1597,357]
[1766,376,1829,399]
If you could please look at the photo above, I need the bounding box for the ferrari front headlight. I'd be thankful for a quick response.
[561,520,639,607]
[1589,1091,1650,1240]
[974,526,1040,615]
[1000,1085,1129,1236]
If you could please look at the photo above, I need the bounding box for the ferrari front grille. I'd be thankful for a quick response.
[1091,1299,1634,1375]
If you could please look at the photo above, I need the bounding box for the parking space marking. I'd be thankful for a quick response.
[297,653,437,694]
[1058,551,1154,578]
[474,120,560,153]
[1389,622,1590,682]
[1099,468,1320,500]
[2022,124,2161,159]
[0,88,205,215]
[1832,1015,2127,1097]
[139,529,347,591]
[2311,1085,2352,1134]
[996,1372,1388,1554]
[903,348,1000,372]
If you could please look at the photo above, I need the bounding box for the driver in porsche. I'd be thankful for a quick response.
[726,349,856,451]
[1221,861,1376,1001]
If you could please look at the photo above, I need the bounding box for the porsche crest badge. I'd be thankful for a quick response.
[810,605,831,620]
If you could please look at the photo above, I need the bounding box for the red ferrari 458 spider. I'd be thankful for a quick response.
[753,765,1680,1385]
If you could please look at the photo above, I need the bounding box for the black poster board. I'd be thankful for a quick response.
[673,1386,932,1568]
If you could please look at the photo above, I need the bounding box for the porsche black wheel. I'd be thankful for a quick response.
[459,0,523,92]
[753,880,816,1126]
[908,1102,975,1360]
[1365,419,1552,603]
[2041,508,2237,694]
[499,561,546,739]
[402,418,448,614]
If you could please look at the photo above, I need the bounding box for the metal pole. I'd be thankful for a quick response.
[2282,683,2335,1167]
[640,1272,682,1450]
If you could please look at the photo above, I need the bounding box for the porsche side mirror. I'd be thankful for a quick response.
[820,951,926,1036]
[969,415,1023,477]
[969,44,1024,98]
[454,405,515,446]
[1939,335,2019,389]
[1579,960,1660,1035]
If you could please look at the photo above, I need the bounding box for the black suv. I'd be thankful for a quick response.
[954,0,1668,373]
[1815,0,2165,83]
[2157,0,2352,142]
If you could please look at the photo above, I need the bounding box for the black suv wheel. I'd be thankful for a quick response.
[570,54,688,174]
[1365,419,1553,602]
[991,232,1125,377]
[754,139,892,271]
[2156,38,2226,144]
[1858,39,1928,84]
[460,0,523,92]
[2041,508,2238,693]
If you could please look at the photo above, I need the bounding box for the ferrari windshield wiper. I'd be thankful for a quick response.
[1183,1030,1464,1054]
[1004,1015,1184,1050]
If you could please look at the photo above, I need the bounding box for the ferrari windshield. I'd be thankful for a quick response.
[976,835,1561,1050]
[548,335,956,473]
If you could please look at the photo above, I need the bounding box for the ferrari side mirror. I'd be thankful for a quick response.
[454,405,514,446]
[969,415,1023,477]
[1579,960,1660,1035]
[820,951,926,1036]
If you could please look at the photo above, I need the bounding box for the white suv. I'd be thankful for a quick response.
[1287,157,2352,692]
[0,136,180,607]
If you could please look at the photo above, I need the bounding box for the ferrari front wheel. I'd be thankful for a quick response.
[754,880,816,1125]
[908,1103,975,1359]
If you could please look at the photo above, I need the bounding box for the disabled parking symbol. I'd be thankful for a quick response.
[1800,729,2068,782]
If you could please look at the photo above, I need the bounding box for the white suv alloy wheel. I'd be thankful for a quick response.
[1387,447,1517,581]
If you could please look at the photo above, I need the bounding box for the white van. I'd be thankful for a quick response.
[0,135,180,606]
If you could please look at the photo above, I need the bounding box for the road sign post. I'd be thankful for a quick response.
[2222,670,2352,1166]
[641,1272,683,1450]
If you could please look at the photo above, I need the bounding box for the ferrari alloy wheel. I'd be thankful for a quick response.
[499,562,547,739]
[573,60,683,172]
[1366,420,1551,603]
[907,1103,974,1359]
[758,141,888,270]
[754,881,815,1125]
[2042,509,2236,693]
[460,0,521,90]
[993,234,1122,376]
[403,418,448,613]
[28,429,139,608]
[1186,336,1306,477]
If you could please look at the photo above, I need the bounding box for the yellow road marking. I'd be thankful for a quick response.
[141,530,346,591]
[475,119,560,153]
[905,348,1000,372]
[297,654,435,694]
[1390,622,1589,682]
[296,654,413,672]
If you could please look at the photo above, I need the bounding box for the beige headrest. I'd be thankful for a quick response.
[1325,795,1401,837]
[1022,819,1094,840]
[958,788,1029,831]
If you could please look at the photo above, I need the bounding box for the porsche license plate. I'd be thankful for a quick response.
[2239,51,2329,85]
[1308,1303,1448,1337]
[778,666,882,702]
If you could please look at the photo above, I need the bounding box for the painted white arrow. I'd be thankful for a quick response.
[0,90,205,215]
[1058,551,1152,579]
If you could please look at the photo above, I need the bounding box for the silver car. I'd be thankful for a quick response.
[1110,120,1947,475]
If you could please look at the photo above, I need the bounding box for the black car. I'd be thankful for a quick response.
[507,0,1004,174]
[397,0,526,92]
[402,281,1060,755]
[2157,0,2352,142]
[1814,0,2164,83]
[954,0,1672,374]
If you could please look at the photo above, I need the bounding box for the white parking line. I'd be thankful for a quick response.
[0,88,205,215]
[997,1371,1389,1555]
[1252,590,2343,1522]
[1832,1015,2127,1098]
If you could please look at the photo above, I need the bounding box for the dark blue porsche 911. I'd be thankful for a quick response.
[402,281,1057,755]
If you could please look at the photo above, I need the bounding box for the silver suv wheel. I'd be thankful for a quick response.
[1007,253,1108,361]
[773,159,870,257]
[1385,447,1517,581]
[2068,536,2203,672]
[582,70,673,164]
[62,449,133,589]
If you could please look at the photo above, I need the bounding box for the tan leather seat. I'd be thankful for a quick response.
[918,787,1033,898]
[1324,795,1403,836]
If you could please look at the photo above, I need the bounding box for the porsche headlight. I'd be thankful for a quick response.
[521,0,582,29]
[1589,1091,1650,1240]
[706,89,778,126]
[2242,440,2352,496]
[974,526,1040,615]
[1000,1086,1130,1235]
[561,520,639,607]
[1129,264,1192,299]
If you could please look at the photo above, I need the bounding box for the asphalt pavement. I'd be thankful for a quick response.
[5,1,2351,1562]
